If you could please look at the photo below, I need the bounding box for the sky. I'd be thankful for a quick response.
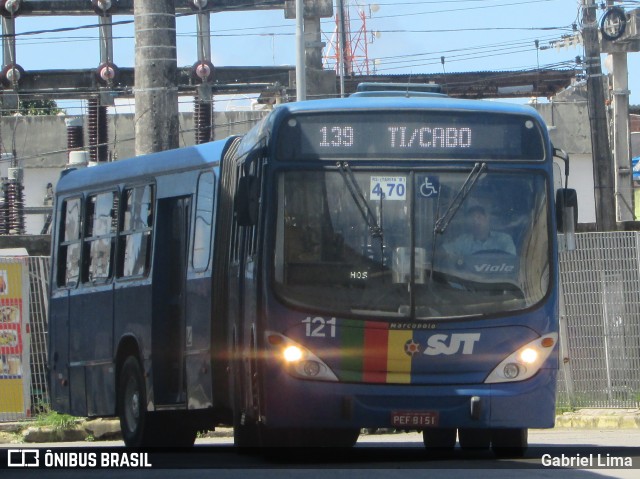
[4,0,639,113]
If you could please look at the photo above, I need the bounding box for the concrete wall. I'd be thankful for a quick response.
[0,110,268,235]
[535,100,597,224]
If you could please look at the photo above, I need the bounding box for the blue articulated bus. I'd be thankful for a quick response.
[48,88,575,453]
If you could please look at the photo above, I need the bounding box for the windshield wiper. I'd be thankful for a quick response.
[434,162,487,235]
[428,162,487,284]
[337,161,383,239]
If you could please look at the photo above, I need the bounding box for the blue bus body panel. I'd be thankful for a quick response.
[49,137,234,418]
[262,368,557,430]
[55,139,230,195]
[260,291,559,429]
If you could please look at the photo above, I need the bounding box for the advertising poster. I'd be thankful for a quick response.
[0,259,30,420]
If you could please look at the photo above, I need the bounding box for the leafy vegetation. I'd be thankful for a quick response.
[1,98,64,116]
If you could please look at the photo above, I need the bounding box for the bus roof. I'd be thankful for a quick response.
[274,95,543,120]
[55,137,236,195]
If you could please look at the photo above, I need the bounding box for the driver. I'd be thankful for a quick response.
[445,205,515,256]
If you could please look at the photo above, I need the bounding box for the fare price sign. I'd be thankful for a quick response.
[277,111,545,161]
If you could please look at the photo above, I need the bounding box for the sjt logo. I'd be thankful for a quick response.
[423,333,481,356]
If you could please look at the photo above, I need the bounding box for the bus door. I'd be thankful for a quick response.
[231,159,263,422]
[152,196,190,406]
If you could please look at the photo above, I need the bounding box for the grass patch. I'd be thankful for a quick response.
[32,407,79,431]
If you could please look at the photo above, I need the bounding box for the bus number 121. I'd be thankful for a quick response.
[302,316,337,338]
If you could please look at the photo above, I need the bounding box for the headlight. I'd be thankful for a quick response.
[266,332,338,381]
[283,345,303,362]
[485,333,557,383]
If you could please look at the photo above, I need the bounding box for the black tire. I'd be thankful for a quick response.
[458,428,491,450]
[422,428,457,450]
[118,356,151,447]
[233,415,262,448]
[491,428,528,457]
[301,428,360,448]
[259,428,359,448]
[232,357,261,448]
[327,428,360,448]
[161,412,198,447]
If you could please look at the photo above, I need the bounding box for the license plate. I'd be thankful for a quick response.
[391,411,439,428]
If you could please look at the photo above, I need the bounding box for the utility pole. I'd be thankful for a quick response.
[295,0,306,101]
[602,0,637,222]
[583,0,617,230]
[134,0,179,155]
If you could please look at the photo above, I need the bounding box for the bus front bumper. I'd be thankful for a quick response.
[261,369,557,430]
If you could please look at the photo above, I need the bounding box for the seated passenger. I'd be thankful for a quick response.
[445,205,516,256]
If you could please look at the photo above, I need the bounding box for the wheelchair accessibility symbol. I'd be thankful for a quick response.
[418,176,439,198]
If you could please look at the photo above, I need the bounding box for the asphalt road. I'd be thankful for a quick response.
[1,429,639,479]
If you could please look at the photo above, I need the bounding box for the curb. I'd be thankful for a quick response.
[555,408,640,429]
[0,419,234,444]
[1,409,639,444]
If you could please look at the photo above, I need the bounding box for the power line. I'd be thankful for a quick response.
[366,0,558,20]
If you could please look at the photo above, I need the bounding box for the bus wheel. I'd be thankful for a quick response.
[324,428,360,448]
[118,356,151,447]
[491,428,528,457]
[458,428,491,450]
[422,428,456,450]
[233,416,261,448]
[163,412,198,447]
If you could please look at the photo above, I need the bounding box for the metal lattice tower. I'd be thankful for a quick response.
[323,1,375,76]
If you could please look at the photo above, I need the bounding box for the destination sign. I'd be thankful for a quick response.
[276,111,545,161]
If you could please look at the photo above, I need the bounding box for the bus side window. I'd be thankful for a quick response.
[83,191,118,283]
[118,185,154,278]
[193,171,215,270]
[57,197,82,288]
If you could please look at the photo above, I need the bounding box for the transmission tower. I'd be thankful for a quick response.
[323,1,378,76]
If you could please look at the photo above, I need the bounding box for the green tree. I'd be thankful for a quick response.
[2,98,64,116]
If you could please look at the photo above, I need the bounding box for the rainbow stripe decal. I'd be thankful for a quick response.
[339,320,414,384]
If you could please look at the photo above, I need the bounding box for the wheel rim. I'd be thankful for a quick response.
[124,376,140,434]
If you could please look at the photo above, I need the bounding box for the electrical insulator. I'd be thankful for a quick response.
[0,0,21,17]
[1,63,23,88]
[194,98,213,144]
[87,99,109,163]
[92,0,115,16]
[96,62,119,85]
[192,61,214,82]
[3,170,25,236]
[191,0,208,10]
[65,117,85,153]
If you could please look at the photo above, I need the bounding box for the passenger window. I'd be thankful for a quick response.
[118,185,154,278]
[193,171,215,270]
[83,191,118,283]
[57,197,82,287]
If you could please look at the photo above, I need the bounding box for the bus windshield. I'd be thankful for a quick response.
[274,168,550,320]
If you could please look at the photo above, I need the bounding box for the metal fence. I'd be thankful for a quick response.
[27,256,50,416]
[558,232,640,408]
[0,256,49,422]
[2,234,640,423]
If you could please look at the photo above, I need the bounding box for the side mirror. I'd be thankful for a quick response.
[235,175,259,226]
[556,188,578,233]
[556,188,578,251]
